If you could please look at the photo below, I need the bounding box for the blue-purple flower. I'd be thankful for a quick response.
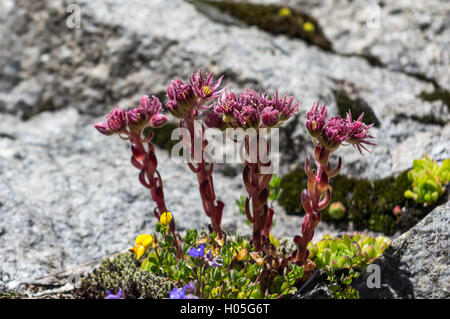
[169,282,198,299]
[187,243,222,267]
[104,289,124,299]
[188,243,205,258]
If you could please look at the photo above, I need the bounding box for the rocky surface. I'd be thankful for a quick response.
[255,0,450,90]
[352,198,449,299]
[0,0,449,295]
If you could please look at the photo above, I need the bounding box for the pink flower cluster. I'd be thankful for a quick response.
[166,69,223,119]
[305,103,375,155]
[205,89,299,129]
[94,96,168,136]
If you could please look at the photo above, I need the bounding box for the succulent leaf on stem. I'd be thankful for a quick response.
[166,69,225,237]
[290,104,375,266]
[94,96,183,258]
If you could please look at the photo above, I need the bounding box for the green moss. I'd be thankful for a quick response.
[279,167,307,215]
[278,168,412,235]
[333,89,380,128]
[194,0,333,51]
[322,175,356,222]
[75,252,174,299]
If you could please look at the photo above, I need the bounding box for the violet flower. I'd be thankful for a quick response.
[319,116,348,152]
[206,89,299,129]
[188,243,205,258]
[169,282,198,299]
[166,79,196,118]
[204,249,223,267]
[188,243,222,267]
[105,289,124,299]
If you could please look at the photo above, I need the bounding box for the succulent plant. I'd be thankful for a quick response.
[307,233,391,299]
[308,234,390,270]
[404,156,449,205]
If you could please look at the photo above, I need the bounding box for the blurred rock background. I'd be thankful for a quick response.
[0,0,448,294]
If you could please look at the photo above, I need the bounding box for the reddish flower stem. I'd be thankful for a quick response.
[129,132,183,258]
[184,117,224,237]
[243,135,274,251]
[290,143,340,265]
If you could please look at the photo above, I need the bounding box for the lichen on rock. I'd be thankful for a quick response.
[75,252,174,299]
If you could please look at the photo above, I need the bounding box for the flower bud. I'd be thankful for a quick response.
[94,122,113,136]
[150,114,169,128]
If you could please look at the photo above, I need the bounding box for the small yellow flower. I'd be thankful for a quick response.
[129,234,154,260]
[278,7,292,18]
[249,252,264,266]
[196,236,210,246]
[236,248,248,261]
[160,211,172,226]
[303,22,315,32]
[214,237,224,247]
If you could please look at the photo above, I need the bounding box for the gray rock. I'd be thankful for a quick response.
[255,0,450,90]
[352,198,450,298]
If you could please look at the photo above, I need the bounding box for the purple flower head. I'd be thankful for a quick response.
[306,103,327,138]
[213,90,299,129]
[188,243,205,258]
[214,90,238,115]
[236,104,260,128]
[319,116,348,152]
[189,69,223,103]
[127,96,164,131]
[106,106,127,133]
[269,91,299,121]
[166,79,196,118]
[261,106,280,127]
[344,111,376,155]
[105,289,124,299]
[204,249,223,268]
